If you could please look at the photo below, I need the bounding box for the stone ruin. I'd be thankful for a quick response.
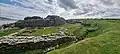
[0,36,75,45]
[0,36,76,54]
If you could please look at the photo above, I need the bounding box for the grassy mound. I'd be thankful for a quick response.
[48,20,120,54]
[67,24,80,35]
[73,27,87,40]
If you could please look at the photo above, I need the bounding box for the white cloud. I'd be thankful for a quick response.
[0,0,120,19]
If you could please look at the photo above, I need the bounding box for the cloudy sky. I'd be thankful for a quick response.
[0,0,120,19]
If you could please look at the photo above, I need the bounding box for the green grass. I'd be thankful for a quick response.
[31,24,80,36]
[19,49,44,54]
[5,20,120,54]
[48,20,120,54]
[11,24,81,54]
[0,29,20,37]
[31,27,58,36]
[18,24,80,36]
[73,27,87,40]
[67,24,81,35]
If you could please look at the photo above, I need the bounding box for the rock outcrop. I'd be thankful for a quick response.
[15,15,66,27]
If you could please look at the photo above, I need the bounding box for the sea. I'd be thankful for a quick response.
[0,20,17,25]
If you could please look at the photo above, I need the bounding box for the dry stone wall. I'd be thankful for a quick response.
[0,36,76,53]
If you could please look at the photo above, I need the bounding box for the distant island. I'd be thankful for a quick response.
[0,17,18,25]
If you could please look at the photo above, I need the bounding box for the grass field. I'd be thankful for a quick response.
[48,20,120,54]
[0,29,19,37]
[31,27,58,36]
[67,24,81,35]
[18,24,80,36]
[32,24,80,36]
[2,20,120,54]
[10,24,81,54]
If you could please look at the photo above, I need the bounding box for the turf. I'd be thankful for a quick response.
[31,27,58,36]
[0,29,19,37]
[48,20,120,54]
[67,24,81,35]
[3,20,120,54]
[20,24,80,36]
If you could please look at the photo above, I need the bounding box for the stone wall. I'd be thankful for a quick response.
[0,36,76,54]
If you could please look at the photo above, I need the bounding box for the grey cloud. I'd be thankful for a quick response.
[114,0,120,7]
[58,0,78,10]
[1,0,120,19]
[73,9,89,15]
[99,0,120,7]
[48,0,53,3]
[100,0,114,6]
[44,0,53,4]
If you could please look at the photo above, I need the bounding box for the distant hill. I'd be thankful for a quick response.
[0,17,17,21]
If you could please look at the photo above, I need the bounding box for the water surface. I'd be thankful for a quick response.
[0,20,17,25]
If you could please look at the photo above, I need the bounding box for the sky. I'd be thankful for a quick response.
[0,0,120,19]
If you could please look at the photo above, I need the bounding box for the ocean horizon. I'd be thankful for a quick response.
[0,20,17,25]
